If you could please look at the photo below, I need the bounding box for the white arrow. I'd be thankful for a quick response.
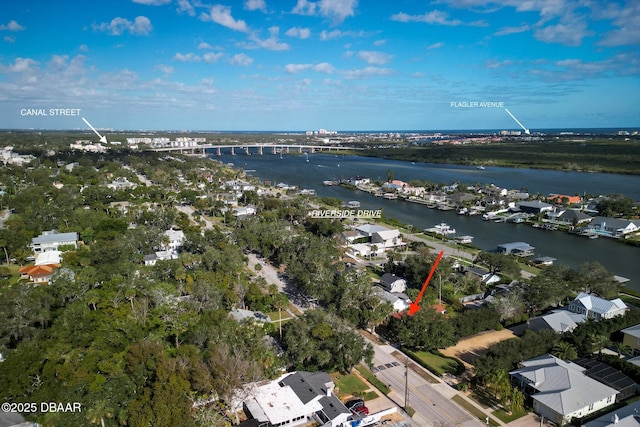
[504,108,530,135]
[82,117,108,144]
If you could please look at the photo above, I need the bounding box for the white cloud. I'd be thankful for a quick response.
[230,53,253,66]
[285,64,313,73]
[156,64,174,74]
[292,0,357,23]
[203,52,223,63]
[319,29,368,40]
[342,66,393,79]
[318,0,358,23]
[201,5,249,32]
[391,10,486,26]
[173,52,201,62]
[2,57,38,73]
[177,0,196,16]
[285,62,335,74]
[313,62,335,73]
[241,32,290,51]
[596,2,640,47]
[534,18,591,47]
[0,20,25,31]
[132,0,171,5]
[198,41,213,50]
[93,16,152,36]
[245,0,266,12]
[285,27,311,39]
[357,51,393,65]
[494,24,530,36]
[292,0,317,16]
[374,39,386,46]
[427,42,444,50]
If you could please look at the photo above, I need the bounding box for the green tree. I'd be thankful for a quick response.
[551,341,578,360]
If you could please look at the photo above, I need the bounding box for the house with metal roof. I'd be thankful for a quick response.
[510,354,617,425]
[31,229,78,253]
[586,217,640,238]
[528,311,579,334]
[568,292,627,321]
[241,371,352,427]
[496,242,535,257]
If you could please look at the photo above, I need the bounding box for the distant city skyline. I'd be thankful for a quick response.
[1,0,639,131]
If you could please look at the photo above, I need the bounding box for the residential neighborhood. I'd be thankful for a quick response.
[0,138,639,427]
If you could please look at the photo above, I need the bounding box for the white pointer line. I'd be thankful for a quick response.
[504,108,530,135]
[82,117,108,144]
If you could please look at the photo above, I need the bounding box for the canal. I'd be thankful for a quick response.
[213,152,640,291]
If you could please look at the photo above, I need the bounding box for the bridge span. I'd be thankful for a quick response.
[149,144,361,156]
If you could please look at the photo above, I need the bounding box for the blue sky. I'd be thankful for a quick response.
[1,0,638,131]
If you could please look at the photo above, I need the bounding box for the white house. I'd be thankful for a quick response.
[568,292,627,321]
[162,228,186,252]
[379,273,407,293]
[376,289,411,312]
[355,224,403,249]
[31,230,78,253]
[240,371,352,427]
[510,354,617,425]
[586,217,640,238]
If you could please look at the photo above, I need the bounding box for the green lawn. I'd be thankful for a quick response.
[411,350,460,376]
[451,395,501,427]
[355,364,390,395]
[266,311,292,322]
[492,407,527,423]
[331,372,369,399]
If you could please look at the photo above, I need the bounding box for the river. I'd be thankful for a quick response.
[213,152,640,291]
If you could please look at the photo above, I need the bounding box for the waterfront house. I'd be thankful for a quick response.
[585,217,640,238]
[496,242,535,257]
[516,200,554,215]
[239,371,351,427]
[31,230,78,253]
[567,292,627,321]
[548,209,592,226]
[547,194,582,206]
[510,354,617,425]
[379,273,407,293]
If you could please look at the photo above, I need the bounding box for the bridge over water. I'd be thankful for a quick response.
[149,144,361,156]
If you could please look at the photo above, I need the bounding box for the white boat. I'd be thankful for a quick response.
[425,222,456,235]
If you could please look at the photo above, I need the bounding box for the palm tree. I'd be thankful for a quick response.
[613,341,632,358]
[591,333,611,355]
[551,341,578,361]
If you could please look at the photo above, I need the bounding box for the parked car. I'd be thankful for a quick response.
[345,399,369,415]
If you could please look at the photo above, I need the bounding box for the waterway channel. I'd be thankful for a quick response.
[212,152,640,291]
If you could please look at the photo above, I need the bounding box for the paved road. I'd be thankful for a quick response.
[370,344,484,427]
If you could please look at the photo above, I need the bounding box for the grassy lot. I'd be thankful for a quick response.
[356,364,390,395]
[266,310,292,323]
[411,350,460,376]
[493,407,528,423]
[451,395,501,427]
[331,372,369,399]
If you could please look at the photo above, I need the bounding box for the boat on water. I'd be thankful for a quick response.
[477,165,485,170]
[322,180,338,186]
[424,222,457,235]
